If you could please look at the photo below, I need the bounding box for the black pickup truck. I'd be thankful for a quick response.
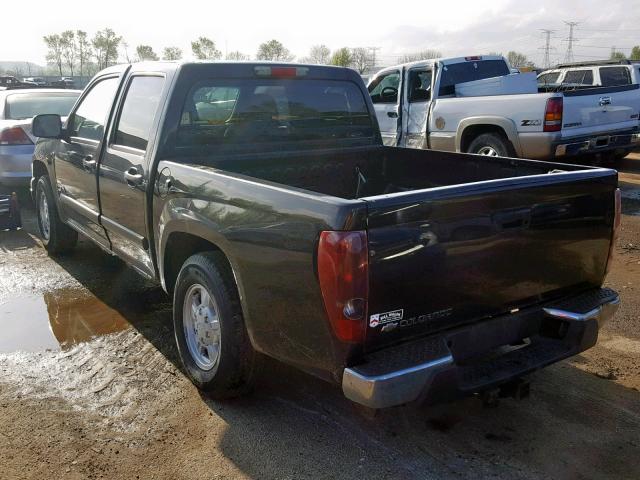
[31,61,620,408]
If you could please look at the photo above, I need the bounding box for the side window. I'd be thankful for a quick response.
[114,76,165,151]
[408,70,433,102]
[368,71,400,104]
[563,70,593,85]
[538,72,560,85]
[600,67,632,87]
[70,77,119,141]
[180,86,239,125]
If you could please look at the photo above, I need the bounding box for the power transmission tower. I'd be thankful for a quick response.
[563,21,579,63]
[539,29,555,68]
[368,47,380,72]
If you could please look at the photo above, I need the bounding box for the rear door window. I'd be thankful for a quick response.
[113,76,165,151]
[176,79,374,153]
[599,67,631,86]
[408,70,433,102]
[562,70,594,85]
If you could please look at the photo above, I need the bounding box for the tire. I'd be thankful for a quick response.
[35,175,78,254]
[467,132,513,157]
[173,251,261,398]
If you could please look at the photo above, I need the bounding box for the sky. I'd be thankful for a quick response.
[2,0,640,68]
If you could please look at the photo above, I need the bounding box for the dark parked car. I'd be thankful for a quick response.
[30,61,620,408]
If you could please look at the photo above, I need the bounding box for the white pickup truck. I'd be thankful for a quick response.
[368,55,640,160]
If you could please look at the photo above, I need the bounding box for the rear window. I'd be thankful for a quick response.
[562,70,594,85]
[5,92,79,120]
[176,79,374,153]
[599,67,631,87]
[438,60,510,96]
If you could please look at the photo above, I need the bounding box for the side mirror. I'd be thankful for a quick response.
[32,114,62,138]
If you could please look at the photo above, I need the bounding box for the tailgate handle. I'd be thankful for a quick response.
[494,208,531,230]
[599,96,612,107]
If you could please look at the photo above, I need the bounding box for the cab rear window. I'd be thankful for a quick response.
[175,79,375,153]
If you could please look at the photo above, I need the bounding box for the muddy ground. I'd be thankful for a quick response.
[1,156,640,480]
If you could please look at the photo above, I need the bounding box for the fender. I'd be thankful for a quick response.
[456,116,523,157]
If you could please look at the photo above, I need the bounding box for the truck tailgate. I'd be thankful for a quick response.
[363,170,617,351]
[561,84,640,137]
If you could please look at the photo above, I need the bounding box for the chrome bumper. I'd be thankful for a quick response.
[554,132,640,157]
[342,288,619,409]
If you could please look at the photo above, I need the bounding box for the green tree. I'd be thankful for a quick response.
[256,39,294,61]
[610,50,627,61]
[631,46,640,61]
[331,47,352,67]
[191,37,221,60]
[136,45,159,61]
[226,51,249,61]
[507,51,533,68]
[60,30,77,76]
[398,49,442,63]
[43,34,64,76]
[163,47,183,61]
[76,30,92,76]
[92,28,122,70]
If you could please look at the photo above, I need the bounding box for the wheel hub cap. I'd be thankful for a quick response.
[39,192,50,240]
[183,284,221,371]
[477,146,499,156]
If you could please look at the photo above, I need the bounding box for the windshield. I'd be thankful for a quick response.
[176,79,375,154]
[438,59,510,96]
[5,93,79,120]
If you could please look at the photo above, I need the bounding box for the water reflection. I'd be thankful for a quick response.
[0,290,130,352]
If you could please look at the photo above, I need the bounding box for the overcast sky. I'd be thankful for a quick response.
[2,0,640,67]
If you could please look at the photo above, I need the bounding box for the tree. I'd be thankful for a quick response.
[305,44,331,64]
[60,30,77,76]
[191,36,221,60]
[610,50,627,61]
[507,51,533,69]
[226,51,249,61]
[43,34,64,76]
[163,47,183,61]
[256,39,294,61]
[136,45,159,61]
[398,49,442,63]
[76,30,92,76]
[92,28,122,70]
[350,47,372,73]
[331,47,352,67]
[631,46,640,61]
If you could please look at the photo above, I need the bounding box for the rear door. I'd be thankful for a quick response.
[98,74,165,277]
[401,67,433,149]
[55,76,120,245]
[368,70,401,146]
[362,169,617,350]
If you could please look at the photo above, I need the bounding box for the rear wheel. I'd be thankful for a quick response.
[35,175,77,254]
[467,132,513,157]
[173,251,261,398]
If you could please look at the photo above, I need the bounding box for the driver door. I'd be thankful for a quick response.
[401,68,433,149]
[368,70,401,146]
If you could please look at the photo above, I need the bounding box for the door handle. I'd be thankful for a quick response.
[124,167,144,187]
[387,111,399,118]
[82,155,96,169]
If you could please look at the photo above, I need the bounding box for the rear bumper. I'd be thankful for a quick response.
[0,145,34,187]
[342,288,619,409]
[554,129,640,157]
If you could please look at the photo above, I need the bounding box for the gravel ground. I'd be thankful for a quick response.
[1,156,639,480]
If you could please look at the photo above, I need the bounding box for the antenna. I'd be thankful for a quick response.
[539,29,555,69]
[563,21,579,63]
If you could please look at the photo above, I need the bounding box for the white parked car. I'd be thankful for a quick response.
[368,55,640,161]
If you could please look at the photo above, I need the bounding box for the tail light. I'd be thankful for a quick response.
[0,126,33,145]
[317,231,368,343]
[605,188,621,276]
[543,97,563,132]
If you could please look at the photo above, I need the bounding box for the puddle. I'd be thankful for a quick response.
[0,291,130,352]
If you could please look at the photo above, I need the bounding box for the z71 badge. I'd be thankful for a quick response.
[521,119,541,127]
[369,309,404,327]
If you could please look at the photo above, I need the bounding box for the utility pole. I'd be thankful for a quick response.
[539,29,555,69]
[563,21,579,63]
[368,46,380,73]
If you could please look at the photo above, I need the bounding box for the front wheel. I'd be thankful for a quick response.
[173,251,261,398]
[35,175,78,254]
[467,133,513,157]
